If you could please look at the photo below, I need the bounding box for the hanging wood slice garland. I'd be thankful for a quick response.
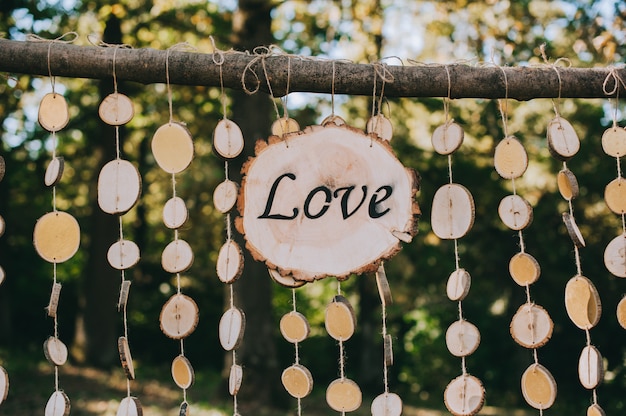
[521,364,557,410]
[229,364,243,396]
[219,307,246,351]
[604,233,626,277]
[38,93,70,132]
[237,123,419,282]
[107,239,140,270]
[179,402,189,416]
[587,403,607,416]
[280,311,310,343]
[617,297,626,329]
[163,197,188,229]
[547,116,580,160]
[213,180,239,214]
[118,280,131,310]
[562,212,586,248]
[604,177,626,214]
[325,295,356,342]
[0,155,4,183]
[33,211,80,263]
[509,252,541,286]
[578,345,603,389]
[326,378,362,412]
[44,336,68,366]
[160,294,199,339]
[44,157,64,187]
[446,269,471,301]
[445,319,480,357]
[0,366,8,405]
[97,160,142,215]
[431,122,464,155]
[510,304,553,348]
[443,374,485,416]
[118,336,135,380]
[0,266,5,287]
[557,169,579,201]
[431,184,474,240]
[601,127,626,157]
[116,396,143,416]
[45,390,70,416]
[151,122,194,174]
[366,114,393,141]
[47,282,62,318]
[161,239,194,273]
[271,117,300,137]
[171,355,194,390]
[375,264,393,306]
[371,392,402,416]
[281,364,314,399]
[216,240,244,284]
[565,276,602,330]
[0,216,4,238]
[213,119,245,159]
[498,194,533,231]
[99,93,134,126]
[494,136,528,179]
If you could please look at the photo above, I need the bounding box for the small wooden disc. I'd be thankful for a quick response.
[161,239,194,273]
[445,319,480,357]
[45,157,64,187]
[163,197,188,229]
[33,211,80,263]
[0,155,5,182]
[588,403,607,416]
[229,364,243,396]
[565,275,602,330]
[0,366,8,405]
[179,402,189,416]
[602,127,626,157]
[213,119,244,159]
[116,396,143,416]
[216,240,244,284]
[498,194,533,231]
[617,296,626,329]
[431,183,475,240]
[271,117,300,137]
[604,233,626,278]
[326,378,362,412]
[494,136,528,179]
[510,303,553,349]
[97,159,142,214]
[45,390,70,416]
[99,93,134,126]
[578,345,603,389]
[151,122,194,174]
[172,355,194,389]
[282,364,313,399]
[375,264,393,306]
[47,282,62,318]
[160,294,199,339]
[107,239,140,270]
[268,268,306,288]
[213,180,239,214]
[562,212,586,248]
[0,215,4,238]
[431,122,464,155]
[605,177,626,214]
[547,116,580,160]
[118,336,135,380]
[557,169,579,201]
[521,364,557,410]
[280,311,310,343]
[384,334,394,367]
[0,266,5,287]
[219,307,246,351]
[509,252,541,286]
[39,93,69,132]
[366,114,393,141]
[117,280,131,311]
[446,269,471,301]
[325,295,356,341]
[371,392,402,416]
[443,374,485,416]
[321,115,346,126]
[44,336,68,366]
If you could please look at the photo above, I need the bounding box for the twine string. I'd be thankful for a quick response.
[27,32,78,93]
[497,65,510,137]
[444,65,452,122]
[331,61,336,116]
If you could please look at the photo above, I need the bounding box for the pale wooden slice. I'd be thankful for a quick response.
[47,282,62,318]
[366,114,393,141]
[498,194,533,231]
[271,117,300,137]
[116,396,143,416]
[44,336,68,366]
[45,390,70,416]
[280,311,310,343]
[0,215,4,237]
[565,275,602,330]
[0,265,5,287]
[0,155,6,182]
[588,403,606,416]
[547,116,580,160]
[604,233,626,278]
[39,93,69,132]
[179,402,189,416]
[494,136,528,179]
[268,268,306,288]
[602,127,626,157]
[118,336,135,380]
[371,392,402,416]
[0,366,8,405]
[171,355,194,389]
[375,264,393,306]
[99,93,134,126]
[443,374,485,416]
[557,169,579,201]
[321,115,346,126]
[160,294,199,339]
[45,157,64,187]
[446,268,471,301]
[578,345,603,389]
[509,252,541,286]
[213,119,244,159]
[510,303,553,349]
[562,212,586,248]
[521,364,557,410]
[445,319,480,357]
[107,239,140,270]
[117,280,131,311]
[213,180,239,214]
[216,240,244,284]
[161,239,194,273]
[326,378,362,412]
[384,334,393,367]
[617,296,626,329]
[325,295,357,341]
[219,307,246,351]
[604,177,626,214]
[33,211,80,263]
[97,159,142,214]
[282,364,313,399]
[431,122,464,155]
[151,122,194,174]
[163,197,188,229]
[431,183,475,240]
[228,364,243,396]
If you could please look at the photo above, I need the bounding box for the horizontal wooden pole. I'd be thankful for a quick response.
[0,39,624,100]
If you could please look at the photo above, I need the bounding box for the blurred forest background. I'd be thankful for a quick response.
[0,0,625,415]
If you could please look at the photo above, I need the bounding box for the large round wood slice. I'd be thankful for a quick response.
[239,123,419,281]
[498,194,533,230]
[45,157,64,187]
[0,155,5,183]
[605,177,626,214]
[216,240,244,284]
[431,183,474,240]
[510,303,553,349]
[213,180,239,214]
[447,269,471,301]
[97,159,141,214]
[371,392,402,416]
[509,252,541,286]
[272,117,300,137]
[282,364,313,399]
[431,122,464,155]
[45,390,70,416]
[116,396,143,416]
[163,197,188,229]
[494,136,528,179]
[562,212,586,248]
[47,282,62,318]
[604,233,626,278]
[280,311,310,343]
[325,295,356,341]
[366,114,393,141]
[161,239,194,274]
[213,119,244,159]
[326,378,362,412]
[602,127,626,157]
[617,296,626,329]
[160,294,199,339]
[171,355,194,389]
[44,336,68,366]
[229,364,243,396]
[39,93,69,132]
[578,345,603,389]
[587,403,606,416]
[107,239,140,270]
[443,374,484,416]
[0,366,8,405]
[375,264,393,306]
[268,268,306,288]
[565,275,602,330]
[33,211,80,263]
[557,169,579,201]
[99,93,134,126]
[445,319,480,357]
[151,122,194,174]
[547,116,580,160]
[219,307,246,351]
[521,364,557,410]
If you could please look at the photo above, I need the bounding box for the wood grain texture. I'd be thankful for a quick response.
[521,364,557,410]
[443,374,484,416]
